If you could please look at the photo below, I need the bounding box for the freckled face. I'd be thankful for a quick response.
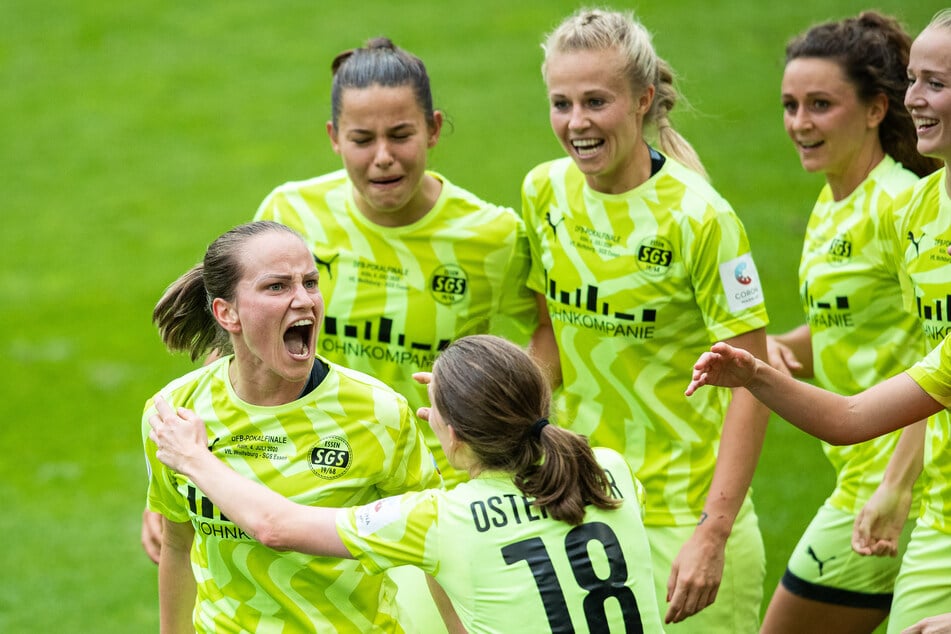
[906,26,951,163]
[545,48,652,194]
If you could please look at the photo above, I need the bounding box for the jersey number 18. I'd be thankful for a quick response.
[501,521,643,633]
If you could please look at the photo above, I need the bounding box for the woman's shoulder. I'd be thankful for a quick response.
[321,358,409,403]
[431,171,518,221]
[146,358,227,410]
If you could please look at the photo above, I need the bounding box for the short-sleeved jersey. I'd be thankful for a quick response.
[336,447,664,634]
[907,333,951,409]
[799,156,924,514]
[255,170,537,486]
[143,356,440,633]
[521,155,769,526]
[882,168,951,532]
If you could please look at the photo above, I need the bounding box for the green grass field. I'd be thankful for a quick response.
[0,1,938,631]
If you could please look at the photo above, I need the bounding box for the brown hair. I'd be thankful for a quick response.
[431,335,621,525]
[329,37,435,131]
[152,221,304,361]
[786,11,940,177]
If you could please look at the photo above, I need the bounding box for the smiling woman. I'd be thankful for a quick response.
[142,220,441,633]
[522,8,771,631]
[762,12,939,634]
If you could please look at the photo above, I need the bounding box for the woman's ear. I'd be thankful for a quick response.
[212,297,241,334]
[427,110,444,149]
[866,92,888,129]
[637,84,655,115]
[326,120,341,154]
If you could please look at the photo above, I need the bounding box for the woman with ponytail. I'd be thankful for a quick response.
[142,221,440,633]
[763,11,938,634]
[521,7,770,630]
[148,334,664,633]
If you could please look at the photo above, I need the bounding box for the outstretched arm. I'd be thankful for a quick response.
[148,396,350,558]
[686,342,943,444]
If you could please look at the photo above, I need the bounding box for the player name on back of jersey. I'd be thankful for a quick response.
[469,470,626,533]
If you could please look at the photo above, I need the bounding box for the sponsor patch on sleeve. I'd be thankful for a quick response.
[354,496,402,537]
[718,253,764,313]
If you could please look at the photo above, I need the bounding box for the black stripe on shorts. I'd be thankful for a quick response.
[781,568,892,610]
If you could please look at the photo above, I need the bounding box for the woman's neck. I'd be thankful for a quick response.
[227,355,310,406]
[826,142,885,202]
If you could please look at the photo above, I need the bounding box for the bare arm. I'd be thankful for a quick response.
[528,293,561,390]
[853,420,925,557]
[767,324,813,377]
[141,508,164,565]
[159,519,196,634]
[686,342,943,444]
[425,574,467,634]
[665,328,770,624]
[149,396,350,559]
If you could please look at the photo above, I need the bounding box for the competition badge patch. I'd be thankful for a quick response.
[308,435,352,480]
[719,253,764,312]
[354,496,402,536]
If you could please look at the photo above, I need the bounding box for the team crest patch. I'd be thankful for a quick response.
[429,264,468,305]
[635,236,673,276]
[308,435,352,480]
[826,232,853,266]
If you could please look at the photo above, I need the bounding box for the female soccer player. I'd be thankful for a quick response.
[142,221,441,633]
[144,38,542,630]
[254,37,539,489]
[148,334,665,634]
[762,12,939,633]
[521,7,770,630]
[252,37,541,632]
[689,14,951,626]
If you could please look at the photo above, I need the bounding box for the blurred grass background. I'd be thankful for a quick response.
[0,1,938,630]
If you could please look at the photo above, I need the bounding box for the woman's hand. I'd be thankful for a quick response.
[148,395,210,475]
[685,342,758,396]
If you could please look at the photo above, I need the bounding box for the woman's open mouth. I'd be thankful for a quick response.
[283,319,314,359]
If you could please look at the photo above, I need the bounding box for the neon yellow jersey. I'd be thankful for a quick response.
[255,170,537,486]
[908,333,951,408]
[884,168,951,532]
[337,447,664,634]
[143,356,441,633]
[522,155,769,526]
[800,156,923,514]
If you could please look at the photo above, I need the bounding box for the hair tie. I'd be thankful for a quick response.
[531,417,550,439]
